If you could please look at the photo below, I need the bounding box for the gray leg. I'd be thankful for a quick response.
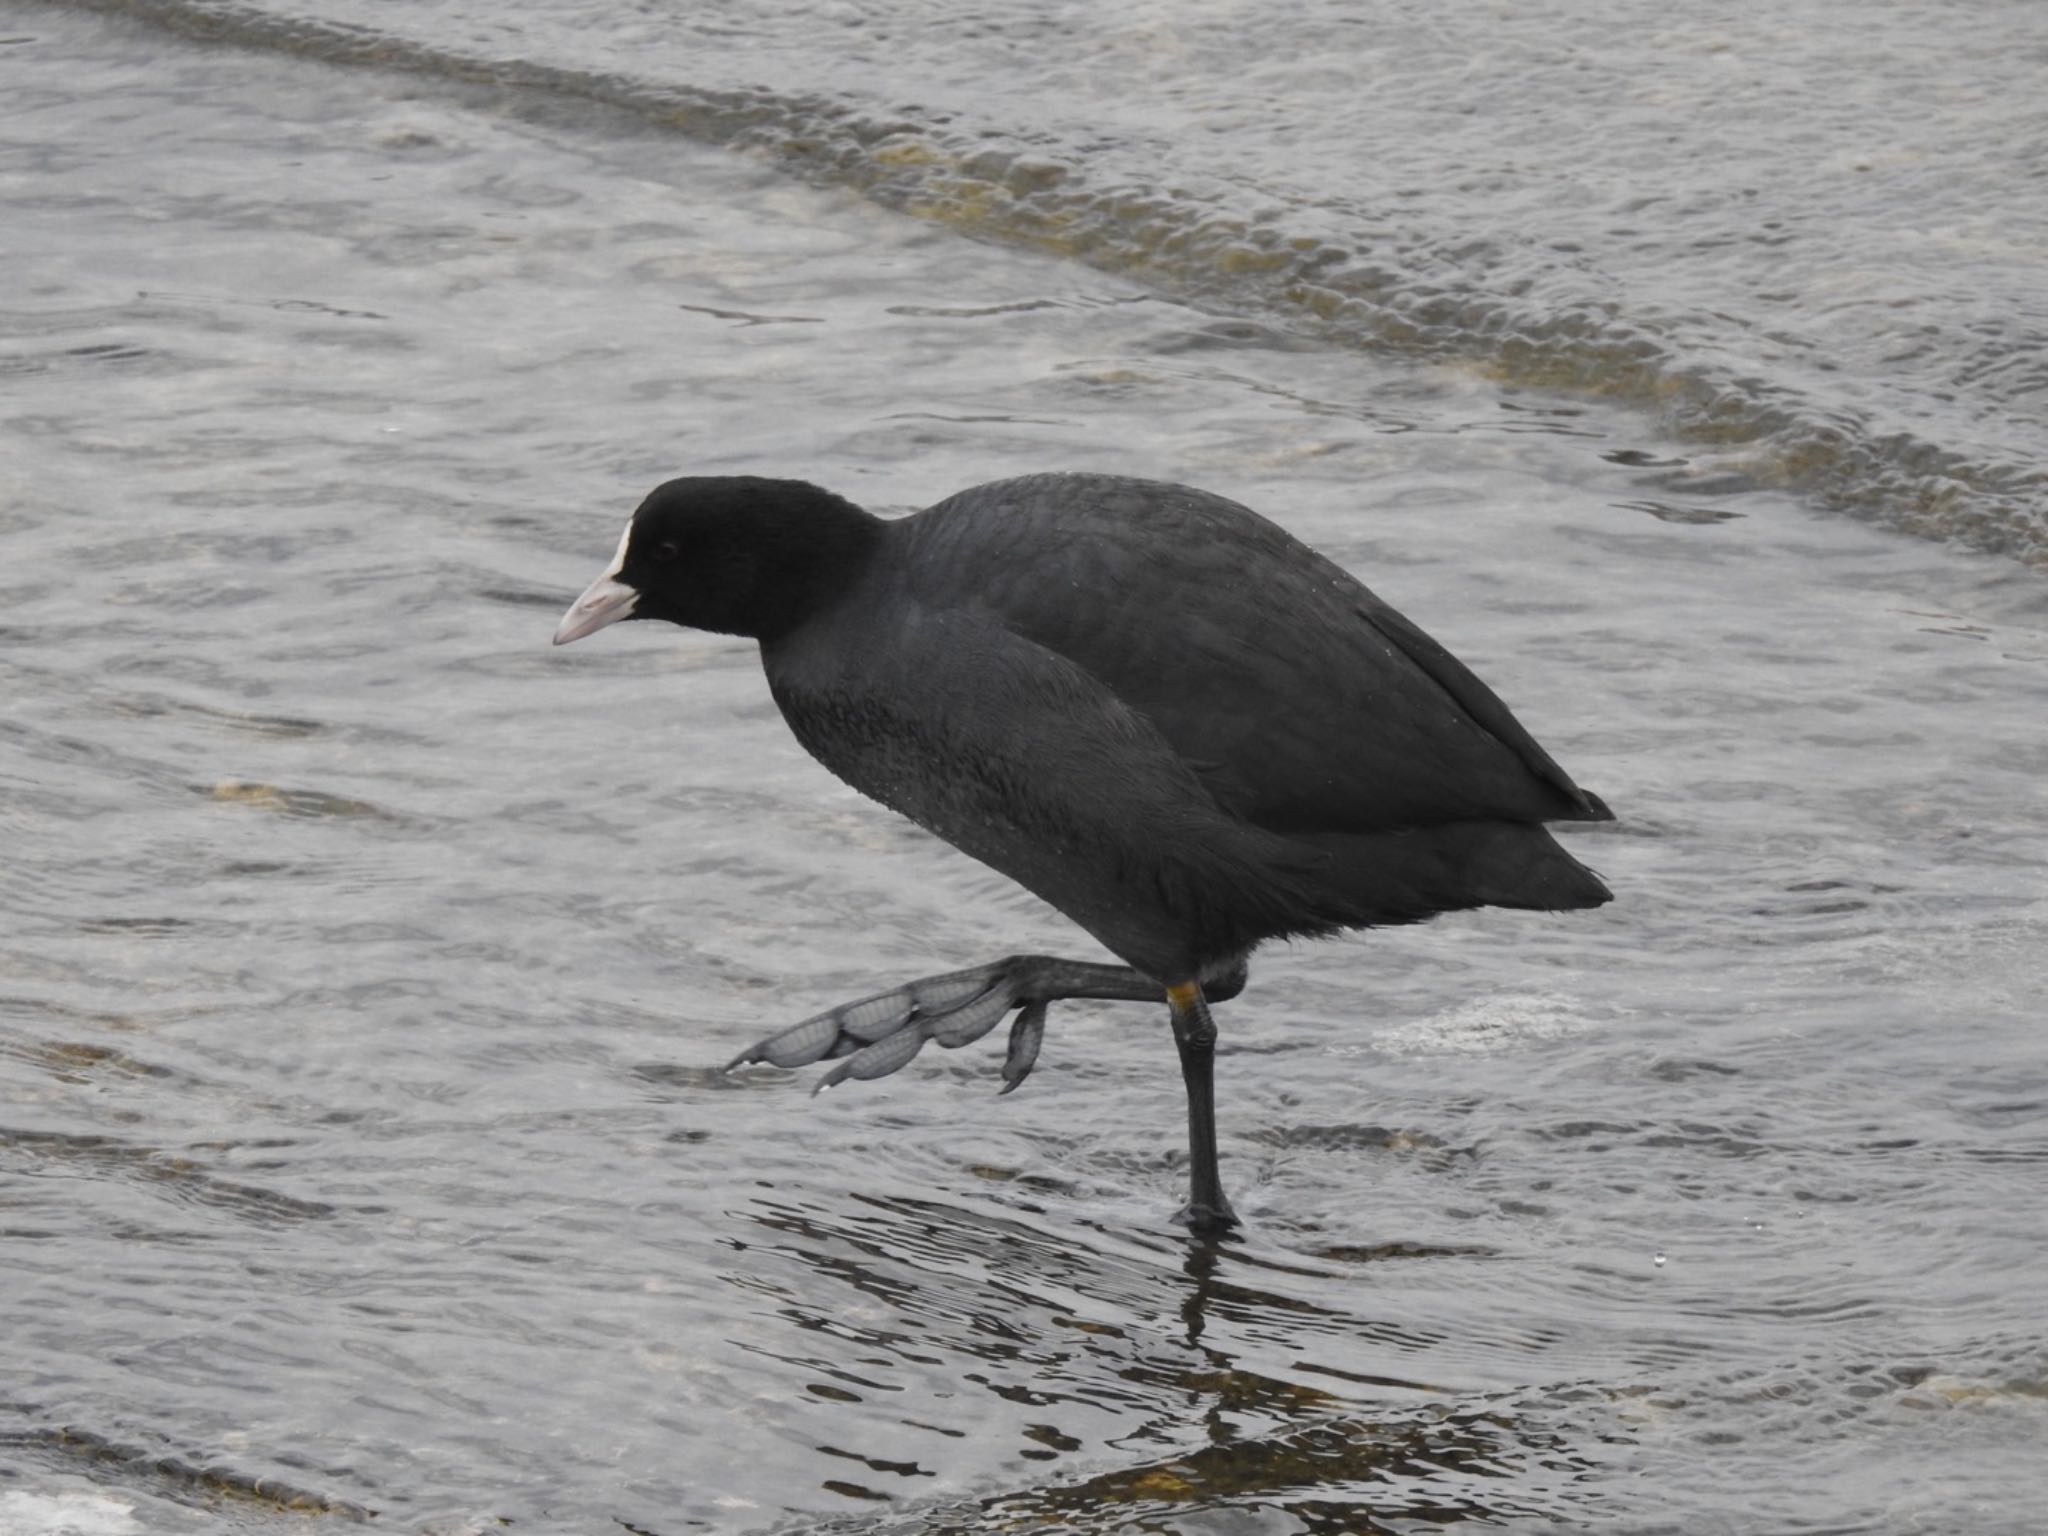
[1167,981,1239,1237]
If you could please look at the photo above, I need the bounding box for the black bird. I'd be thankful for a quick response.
[554,473,1612,1234]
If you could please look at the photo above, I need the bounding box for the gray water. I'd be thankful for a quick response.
[61,0,2048,564]
[3,5,2047,1535]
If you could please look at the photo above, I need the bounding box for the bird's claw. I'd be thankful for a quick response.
[724,962,1050,1095]
[998,1001,1046,1095]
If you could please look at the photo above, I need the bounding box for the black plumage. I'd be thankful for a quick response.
[554,472,1611,1233]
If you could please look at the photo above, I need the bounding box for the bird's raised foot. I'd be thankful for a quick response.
[723,960,1049,1095]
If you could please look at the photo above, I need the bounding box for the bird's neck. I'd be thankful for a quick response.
[744,488,886,643]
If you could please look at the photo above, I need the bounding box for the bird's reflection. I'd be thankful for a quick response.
[717,1190,1599,1527]
[1179,1229,1226,1346]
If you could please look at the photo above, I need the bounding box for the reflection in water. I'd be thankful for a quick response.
[727,1193,1603,1527]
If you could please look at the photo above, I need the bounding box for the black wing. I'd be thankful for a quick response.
[902,475,1609,836]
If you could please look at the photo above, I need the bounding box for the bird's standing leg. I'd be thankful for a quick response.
[727,956,1250,1234]
[1167,980,1239,1236]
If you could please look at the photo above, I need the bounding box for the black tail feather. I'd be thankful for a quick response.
[1285,820,1611,932]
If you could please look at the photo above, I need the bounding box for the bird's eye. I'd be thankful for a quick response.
[650,540,682,565]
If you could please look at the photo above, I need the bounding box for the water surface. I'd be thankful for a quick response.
[3,7,2047,1534]
[70,0,2048,562]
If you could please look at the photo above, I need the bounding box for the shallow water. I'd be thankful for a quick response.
[3,7,2047,1535]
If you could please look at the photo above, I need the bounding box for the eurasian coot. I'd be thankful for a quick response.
[554,473,1612,1234]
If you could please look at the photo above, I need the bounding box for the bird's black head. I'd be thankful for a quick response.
[554,476,879,645]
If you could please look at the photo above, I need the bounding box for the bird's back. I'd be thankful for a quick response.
[892,474,1608,839]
